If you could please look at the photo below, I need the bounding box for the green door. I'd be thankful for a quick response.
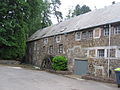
[74,60,88,75]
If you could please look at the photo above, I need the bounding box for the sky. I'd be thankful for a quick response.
[52,0,120,24]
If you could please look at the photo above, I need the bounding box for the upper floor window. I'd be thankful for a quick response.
[103,25,109,36]
[97,49,105,58]
[93,28,101,38]
[114,26,120,34]
[82,31,87,39]
[44,38,48,44]
[58,44,63,54]
[88,31,93,38]
[49,45,53,54]
[55,35,61,43]
[104,28,109,36]
[75,32,81,41]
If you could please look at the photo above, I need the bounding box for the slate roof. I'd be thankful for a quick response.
[28,3,120,42]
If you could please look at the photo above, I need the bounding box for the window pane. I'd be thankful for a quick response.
[59,44,63,53]
[75,32,81,40]
[98,49,104,57]
[107,49,116,57]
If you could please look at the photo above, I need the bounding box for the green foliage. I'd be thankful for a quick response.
[0,0,29,59]
[66,4,91,19]
[27,0,52,36]
[72,4,91,17]
[52,56,68,71]
[46,0,63,23]
[0,0,52,60]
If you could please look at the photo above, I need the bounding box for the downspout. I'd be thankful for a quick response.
[108,24,111,78]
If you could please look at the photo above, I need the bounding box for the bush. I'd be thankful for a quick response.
[52,56,68,71]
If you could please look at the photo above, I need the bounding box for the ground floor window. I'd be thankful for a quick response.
[97,49,105,58]
[107,49,116,58]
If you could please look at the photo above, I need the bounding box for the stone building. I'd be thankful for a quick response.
[27,3,120,78]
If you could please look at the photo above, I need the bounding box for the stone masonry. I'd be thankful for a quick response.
[27,23,120,79]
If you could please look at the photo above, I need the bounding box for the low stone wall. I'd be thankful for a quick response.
[46,69,72,75]
[0,60,20,65]
[82,75,116,84]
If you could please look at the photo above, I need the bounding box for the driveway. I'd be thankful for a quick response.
[0,65,119,90]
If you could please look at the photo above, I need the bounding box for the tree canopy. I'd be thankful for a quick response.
[66,4,91,19]
[0,0,52,60]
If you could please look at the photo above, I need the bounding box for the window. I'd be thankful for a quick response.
[75,32,81,40]
[49,45,53,54]
[55,35,61,43]
[114,26,120,34]
[44,38,48,44]
[58,44,63,53]
[97,49,105,58]
[93,28,101,38]
[107,49,116,58]
[103,26,109,36]
[82,31,87,39]
[88,31,93,38]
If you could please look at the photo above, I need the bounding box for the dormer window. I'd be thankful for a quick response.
[75,32,81,41]
[55,35,61,43]
[44,38,48,44]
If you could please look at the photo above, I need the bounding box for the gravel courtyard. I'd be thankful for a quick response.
[0,65,119,90]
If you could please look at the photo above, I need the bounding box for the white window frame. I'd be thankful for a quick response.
[97,49,105,58]
[49,45,53,54]
[55,35,61,43]
[58,44,63,54]
[84,46,118,59]
[44,38,48,44]
[104,28,109,36]
[82,31,87,39]
[114,26,120,35]
[88,30,93,38]
[93,28,101,39]
[75,32,81,41]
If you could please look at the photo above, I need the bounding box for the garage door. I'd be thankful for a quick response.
[74,60,88,75]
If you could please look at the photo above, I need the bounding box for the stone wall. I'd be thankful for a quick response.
[27,23,120,78]
[0,60,20,65]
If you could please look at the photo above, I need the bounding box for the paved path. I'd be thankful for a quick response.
[0,65,119,90]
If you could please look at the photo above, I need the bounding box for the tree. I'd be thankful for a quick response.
[66,9,73,20]
[0,0,30,59]
[46,0,63,23]
[27,0,52,36]
[72,4,81,17]
[80,5,91,14]
[66,4,91,19]
[0,0,51,60]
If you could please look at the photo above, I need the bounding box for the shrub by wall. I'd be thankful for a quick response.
[52,56,68,71]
